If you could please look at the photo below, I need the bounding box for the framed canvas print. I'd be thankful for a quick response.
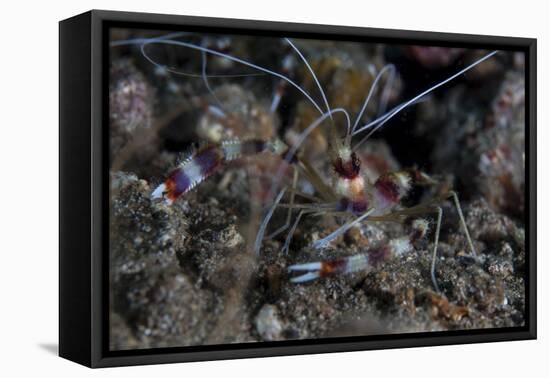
[59,10,536,368]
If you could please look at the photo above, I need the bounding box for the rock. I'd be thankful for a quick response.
[255,304,284,341]
[406,46,465,69]
[416,67,525,219]
[109,59,154,159]
[109,171,220,348]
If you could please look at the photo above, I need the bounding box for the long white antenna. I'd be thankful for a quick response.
[352,50,499,150]
[285,38,332,118]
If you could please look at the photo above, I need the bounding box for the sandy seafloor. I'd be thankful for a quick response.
[108,30,526,350]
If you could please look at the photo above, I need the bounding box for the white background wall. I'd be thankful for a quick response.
[0,0,546,376]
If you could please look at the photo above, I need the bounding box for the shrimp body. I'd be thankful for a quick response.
[333,146,370,215]
[331,144,412,216]
[121,33,493,289]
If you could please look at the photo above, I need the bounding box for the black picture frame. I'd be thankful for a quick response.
[59,9,537,368]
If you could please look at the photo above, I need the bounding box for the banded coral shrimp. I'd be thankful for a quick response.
[110,31,497,296]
